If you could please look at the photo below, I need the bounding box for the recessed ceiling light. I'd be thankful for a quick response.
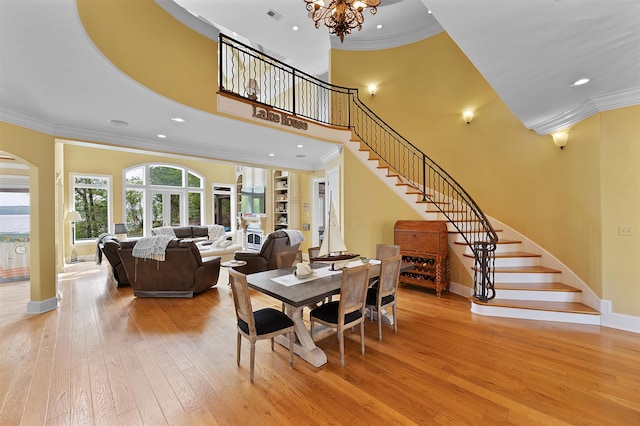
[292,25,299,31]
[171,117,185,123]
[571,78,590,86]
[297,144,303,148]
[269,153,275,157]
[109,119,129,127]
[376,24,382,29]
[427,9,432,14]
[157,134,167,139]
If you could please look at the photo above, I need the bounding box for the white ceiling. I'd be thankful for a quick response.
[1,0,639,172]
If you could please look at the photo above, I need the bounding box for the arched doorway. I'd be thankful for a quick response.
[0,154,30,284]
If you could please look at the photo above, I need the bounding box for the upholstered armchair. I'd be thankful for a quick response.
[233,230,302,275]
[99,234,130,287]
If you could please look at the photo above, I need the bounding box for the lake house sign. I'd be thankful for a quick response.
[251,105,308,131]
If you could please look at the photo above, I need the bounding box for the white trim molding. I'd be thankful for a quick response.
[600,299,640,334]
[27,296,58,314]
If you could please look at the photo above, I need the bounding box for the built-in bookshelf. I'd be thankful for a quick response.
[273,170,299,231]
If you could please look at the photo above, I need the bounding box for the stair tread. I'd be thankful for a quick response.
[494,282,581,292]
[455,239,519,245]
[474,265,561,273]
[470,298,600,315]
[464,251,541,259]
[449,228,503,234]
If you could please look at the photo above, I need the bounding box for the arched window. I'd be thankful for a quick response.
[123,164,204,237]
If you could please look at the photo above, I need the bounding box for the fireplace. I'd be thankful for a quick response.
[246,223,263,251]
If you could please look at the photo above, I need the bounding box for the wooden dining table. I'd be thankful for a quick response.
[246,260,385,367]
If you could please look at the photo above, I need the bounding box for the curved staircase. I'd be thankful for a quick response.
[347,137,601,325]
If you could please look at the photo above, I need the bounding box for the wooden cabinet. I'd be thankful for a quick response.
[394,220,450,296]
[272,170,300,231]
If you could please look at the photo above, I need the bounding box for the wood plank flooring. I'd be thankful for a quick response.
[1,261,639,425]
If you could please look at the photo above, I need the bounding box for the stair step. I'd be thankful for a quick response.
[464,251,540,259]
[455,239,521,246]
[478,265,561,274]
[470,298,599,315]
[495,282,581,292]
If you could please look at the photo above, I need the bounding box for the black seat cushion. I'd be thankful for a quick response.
[238,308,294,336]
[366,287,395,306]
[310,301,362,324]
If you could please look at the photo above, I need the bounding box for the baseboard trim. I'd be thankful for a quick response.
[600,299,640,333]
[27,296,58,314]
[449,281,473,298]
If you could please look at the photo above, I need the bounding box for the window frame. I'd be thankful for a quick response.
[122,163,205,237]
[70,173,112,243]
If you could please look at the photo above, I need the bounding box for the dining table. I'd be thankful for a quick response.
[246,259,388,367]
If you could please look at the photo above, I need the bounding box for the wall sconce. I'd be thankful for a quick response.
[462,110,474,124]
[245,78,260,101]
[551,131,569,150]
[114,223,128,240]
[368,84,377,96]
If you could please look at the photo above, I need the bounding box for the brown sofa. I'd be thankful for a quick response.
[233,230,302,274]
[152,225,242,262]
[118,239,221,297]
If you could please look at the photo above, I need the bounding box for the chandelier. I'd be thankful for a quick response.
[304,1,381,43]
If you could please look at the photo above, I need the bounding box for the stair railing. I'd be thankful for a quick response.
[218,34,497,301]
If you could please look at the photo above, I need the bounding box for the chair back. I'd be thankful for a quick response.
[376,244,401,260]
[308,246,321,260]
[228,269,256,335]
[339,263,370,324]
[276,250,303,269]
[379,255,402,299]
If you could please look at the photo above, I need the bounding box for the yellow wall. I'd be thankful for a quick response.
[600,106,640,315]
[63,144,237,258]
[76,0,217,114]
[331,34,640,316]
[0,122,58,303]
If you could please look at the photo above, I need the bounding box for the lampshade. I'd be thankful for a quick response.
[65,211,82,222]
[245,78,260,100]
[551,131,569,149]
[114,223,127,234]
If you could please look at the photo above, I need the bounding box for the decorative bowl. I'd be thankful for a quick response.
[359,257,370,263]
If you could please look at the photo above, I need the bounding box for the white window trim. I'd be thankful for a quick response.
[69,173,112,243]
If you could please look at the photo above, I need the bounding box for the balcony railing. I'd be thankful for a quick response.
[219,34,497,301]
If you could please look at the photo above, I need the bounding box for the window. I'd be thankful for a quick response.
[238,167,266,215]
[71,174,111,240]
[213,184,236,231]
[123,164,204,236]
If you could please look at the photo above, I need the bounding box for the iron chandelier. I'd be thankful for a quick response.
[304,1,381,42]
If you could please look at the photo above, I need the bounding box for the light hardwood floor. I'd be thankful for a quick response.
[1,262,639,425]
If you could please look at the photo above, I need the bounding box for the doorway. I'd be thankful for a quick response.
[311,179,325,247]
[150,191,182,228]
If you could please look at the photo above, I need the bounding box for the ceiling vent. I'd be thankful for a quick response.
[267,9,283,21]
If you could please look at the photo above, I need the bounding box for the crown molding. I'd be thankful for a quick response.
[0,106,56,135]
[335,26,443,51]
[154,0,219,41]
[529,86,640,135]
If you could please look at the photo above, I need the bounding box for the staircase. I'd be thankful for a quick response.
[346,137,601,325]
[217,34,600,326]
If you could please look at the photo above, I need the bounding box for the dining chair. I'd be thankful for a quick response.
[369,243,401,288]
[276,249,303,269]
[365,255,402,341]
[307,246,321,261]
[376,243,401,260]
[228,269,295,382]
[275,249,303,311]
[309,263,370,367]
